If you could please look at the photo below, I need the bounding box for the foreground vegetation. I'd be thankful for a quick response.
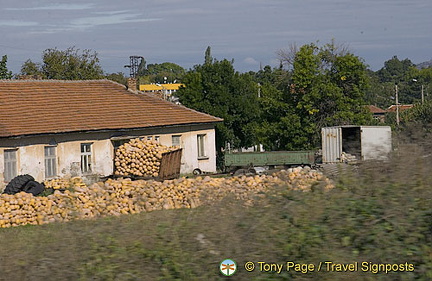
[0,139,430,280]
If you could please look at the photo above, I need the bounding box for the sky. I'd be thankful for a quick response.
[1,0,431,75]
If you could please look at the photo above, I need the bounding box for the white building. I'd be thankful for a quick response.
[0,79,222,188]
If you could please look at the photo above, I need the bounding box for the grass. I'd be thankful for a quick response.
[0,132,431,280]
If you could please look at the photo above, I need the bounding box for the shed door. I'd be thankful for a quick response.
[322,127,342,163]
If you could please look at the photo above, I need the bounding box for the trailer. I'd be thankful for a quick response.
[224,125,392,175]
[321,126,392,163]
[224,150,316,174]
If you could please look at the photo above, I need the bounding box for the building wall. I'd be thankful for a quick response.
[0,124,217,189]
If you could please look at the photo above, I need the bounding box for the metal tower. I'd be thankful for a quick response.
[124,56,145,78]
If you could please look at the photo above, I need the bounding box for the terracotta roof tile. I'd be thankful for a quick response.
[0,79,222,138]
[387,104,414,112]
[366,105,386,114]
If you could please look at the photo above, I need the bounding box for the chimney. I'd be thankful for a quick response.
[127,78,137,92]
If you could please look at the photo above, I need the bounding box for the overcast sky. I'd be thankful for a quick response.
[1,0,431,75]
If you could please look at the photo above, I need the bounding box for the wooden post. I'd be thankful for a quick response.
[395,84,399,126]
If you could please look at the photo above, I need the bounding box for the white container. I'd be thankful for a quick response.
[321,126,392,163]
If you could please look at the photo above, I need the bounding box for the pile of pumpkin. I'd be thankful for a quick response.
[114,138,179,178]
[0,167,333,228]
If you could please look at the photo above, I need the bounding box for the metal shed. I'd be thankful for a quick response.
[321,126,392,163]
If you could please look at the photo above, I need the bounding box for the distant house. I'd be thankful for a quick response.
[366,105,387,123]
[139,83,184,95]
[0,79,221,188]
[386,104,414,113]
[139,83,185,103]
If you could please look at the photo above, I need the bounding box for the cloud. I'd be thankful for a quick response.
[25,11,162,34]
[0,20,38,27]
[243,57,259,65]
[6,3,94,11]
[154,8,209,17]
[71,13,161,29]
[93,10,132,15]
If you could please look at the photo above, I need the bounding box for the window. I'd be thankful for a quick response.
[44,146,57,178]
[197,134,207,159]
[172,135,181,147]
[147,136,153,141]
[81,143,92,173]
[154,136,160,143]
[4,149,17,182]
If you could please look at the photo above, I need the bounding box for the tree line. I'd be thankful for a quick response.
[1,44,432,165]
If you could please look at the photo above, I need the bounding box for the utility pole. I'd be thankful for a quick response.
[421,84,424,104]
[395,83,399,126]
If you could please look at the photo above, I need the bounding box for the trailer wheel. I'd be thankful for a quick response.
[247,168,257,175]
[233,169,247,176]
[192,168,202,175]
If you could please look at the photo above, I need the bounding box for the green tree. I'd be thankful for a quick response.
[204,46,212,65]
[139,62,185,84]
[176,51,260,167]
[258,42,372,150]
[20,47,103,80]
[374,56,419,104]
[0,55,13,79]
[20,59,44,78]
[105,72,128,86]
[365,70,394,108]
[376,55,414,83]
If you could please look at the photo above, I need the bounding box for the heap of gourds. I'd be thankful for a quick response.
[0,167,333,228]
[43,177,86,190]
[113,139,178,178]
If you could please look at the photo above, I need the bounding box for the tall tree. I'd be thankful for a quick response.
[20,59,44,78]
[376,56,414,83]
[20,47,103,80]
[139,62,185,84]
[0,55,13,79]
[257,42,372,150]
[176,54,260,167]
[204,46,213,65]
[105,72,128,86]
[42,47,103,79]
[373,56,420,104]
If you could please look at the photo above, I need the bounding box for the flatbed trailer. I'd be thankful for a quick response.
[224,150,316,173]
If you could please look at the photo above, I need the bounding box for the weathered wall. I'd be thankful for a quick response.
[0,123,217,189]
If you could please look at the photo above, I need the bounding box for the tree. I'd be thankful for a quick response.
[105,72,128,86]
[20,47,104,80]
[365,70,395,108]
[139,62,185,84]
[204,46,213,65]
[257,42,372,150]
[20,59,44,78]
[0,55,13,79]
[374,56,419,104]
[176,50,260,167]
[376,56,414,83]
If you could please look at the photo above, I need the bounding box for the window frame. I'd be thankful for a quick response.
[197,134,208,159]
[44,146,57,178]
[171,135,181,147]
[4,149,17,182]
[80,143,92,174]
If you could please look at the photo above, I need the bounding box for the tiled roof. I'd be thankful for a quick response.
[0,79,222,138]
[387,104,414,112]
[366,105,386,114]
